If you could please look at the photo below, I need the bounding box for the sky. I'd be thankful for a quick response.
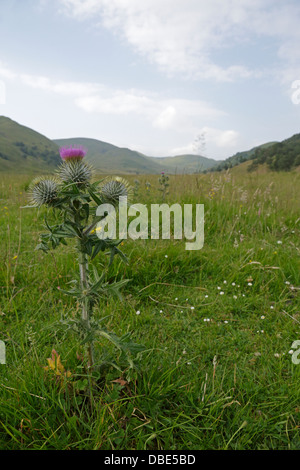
[1,0,300,160]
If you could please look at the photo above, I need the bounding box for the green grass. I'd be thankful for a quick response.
[0,169,300,450]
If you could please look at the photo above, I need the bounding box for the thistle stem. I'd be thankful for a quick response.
[78,245,94,370]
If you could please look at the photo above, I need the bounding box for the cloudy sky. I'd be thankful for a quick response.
[1,0,300,160]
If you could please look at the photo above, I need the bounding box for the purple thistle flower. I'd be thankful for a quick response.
[59,145,87,161]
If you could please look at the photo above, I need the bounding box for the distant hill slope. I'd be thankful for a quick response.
[211,141,277,172]
[54,137,218,174]
[53,137,161,174]
[248,133,300,171]
[148,153,218,173]
[0,116,60,173]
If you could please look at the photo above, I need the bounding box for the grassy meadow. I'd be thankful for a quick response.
[0,166,300,450]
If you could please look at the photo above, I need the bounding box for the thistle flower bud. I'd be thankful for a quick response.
[99,176,132,205]
[57,159,93,185]
[29,176,59,207]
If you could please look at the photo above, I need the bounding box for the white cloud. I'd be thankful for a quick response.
[0,61,17,80]
[57,0,300,81]
[75,90,225,133]
[170,127,240,156]
[19,73,103,96]
[1,63,225,134]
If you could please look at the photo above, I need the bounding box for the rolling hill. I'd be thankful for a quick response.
[248,133,300,171]
[0,116,60,173]
[2,115,298,175]
[0,116,218,174]
[148,153,218,173]
[53,137,161,174]
[53,138,219,174]
[210,141,277,172]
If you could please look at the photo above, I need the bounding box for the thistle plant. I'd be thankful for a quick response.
[133,179,140,197]
[28,145,142,378]
[158,171,169,201]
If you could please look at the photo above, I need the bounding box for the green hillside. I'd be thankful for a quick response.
[54,137,218,174]
[53,137,161,174]
[249,133,300,171]
[149,153,218,173]
[211,141,277,172]
[0,116,60,173]
[0,116,218,175]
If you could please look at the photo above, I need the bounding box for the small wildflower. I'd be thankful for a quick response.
[205,295,208,298]
[220,291,224,295]
[277,240,282,244]
[233,295,238,300]
[288,350,294,355]
[165,255,168,258]
[261,315,265,319]
[248,282,253,286]
[270,305,274,309]
[223,280,227,284]
[190,306,195,310]
[232,282,236,286]
[136,310,141,315]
